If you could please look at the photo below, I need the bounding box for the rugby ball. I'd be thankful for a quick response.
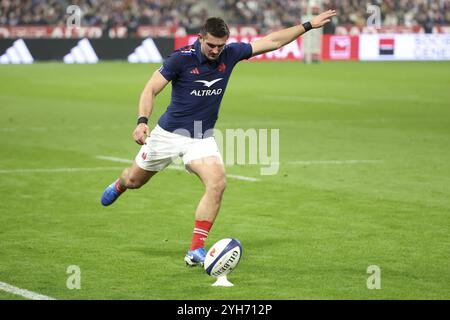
[204,238,242,277]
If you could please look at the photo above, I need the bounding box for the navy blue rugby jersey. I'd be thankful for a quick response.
[158,39,253,139]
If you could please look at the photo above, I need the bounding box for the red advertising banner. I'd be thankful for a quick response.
[0,26,171,38]
[335,25,450,35]
[228,25,259,36]
[136,26,180,38]
[321,35,359,60]
[0,26,104,38]
[175,35,303,61]
[2,25,450,39]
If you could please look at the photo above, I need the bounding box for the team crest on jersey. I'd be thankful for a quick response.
[218,62,226,73]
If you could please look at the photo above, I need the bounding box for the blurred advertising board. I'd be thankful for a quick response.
[359,34,450,61]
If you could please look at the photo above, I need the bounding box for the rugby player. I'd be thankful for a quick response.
[101,10,337,266]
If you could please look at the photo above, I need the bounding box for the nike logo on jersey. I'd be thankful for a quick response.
[195,78,223,88]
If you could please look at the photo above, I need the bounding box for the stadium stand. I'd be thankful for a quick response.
[218,0,450,31]
[0,0,208,30]
[0,0,449,36]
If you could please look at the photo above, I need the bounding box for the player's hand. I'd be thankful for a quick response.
[133,123,149,145]
[311,9,337,28]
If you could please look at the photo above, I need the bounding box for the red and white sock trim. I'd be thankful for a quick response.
[193,228,209,237]
[190,220,213,251]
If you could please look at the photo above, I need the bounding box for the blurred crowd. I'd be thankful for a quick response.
[1,0,450,32]
[218,0,303,30]
[324,0,450,27]
[220,0,450,30]
[0,0,208,30]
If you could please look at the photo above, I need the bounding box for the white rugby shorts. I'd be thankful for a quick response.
[135,125,223,172]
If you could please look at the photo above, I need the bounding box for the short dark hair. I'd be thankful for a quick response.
[200,17,230,38]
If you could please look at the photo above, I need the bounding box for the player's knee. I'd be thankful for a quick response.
[207,178,227,199]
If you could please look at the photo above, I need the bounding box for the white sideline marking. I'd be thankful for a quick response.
[263,95,362,106]
[263,94,450,106]
[225,174,259,182]
[286,160,383,165]
[0,281,55,300]
[95,156,260,182]
[95,156,133,164]
[0,167,124,174]
[0,125,127,132]
[0,127,47,132]
[166,165,260,182]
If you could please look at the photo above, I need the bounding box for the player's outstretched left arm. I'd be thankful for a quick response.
[250,9,337,57]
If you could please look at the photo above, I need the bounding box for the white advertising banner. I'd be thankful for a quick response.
[359,34,450,61]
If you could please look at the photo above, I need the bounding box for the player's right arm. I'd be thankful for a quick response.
[133,70,169,145]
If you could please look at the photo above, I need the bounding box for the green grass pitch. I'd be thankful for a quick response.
[0,61,449,300]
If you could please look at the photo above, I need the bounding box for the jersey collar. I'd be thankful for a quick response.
[194,39,207,64]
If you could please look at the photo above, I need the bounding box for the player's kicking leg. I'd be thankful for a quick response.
[101,162,157,206]
[184,156,226,266]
